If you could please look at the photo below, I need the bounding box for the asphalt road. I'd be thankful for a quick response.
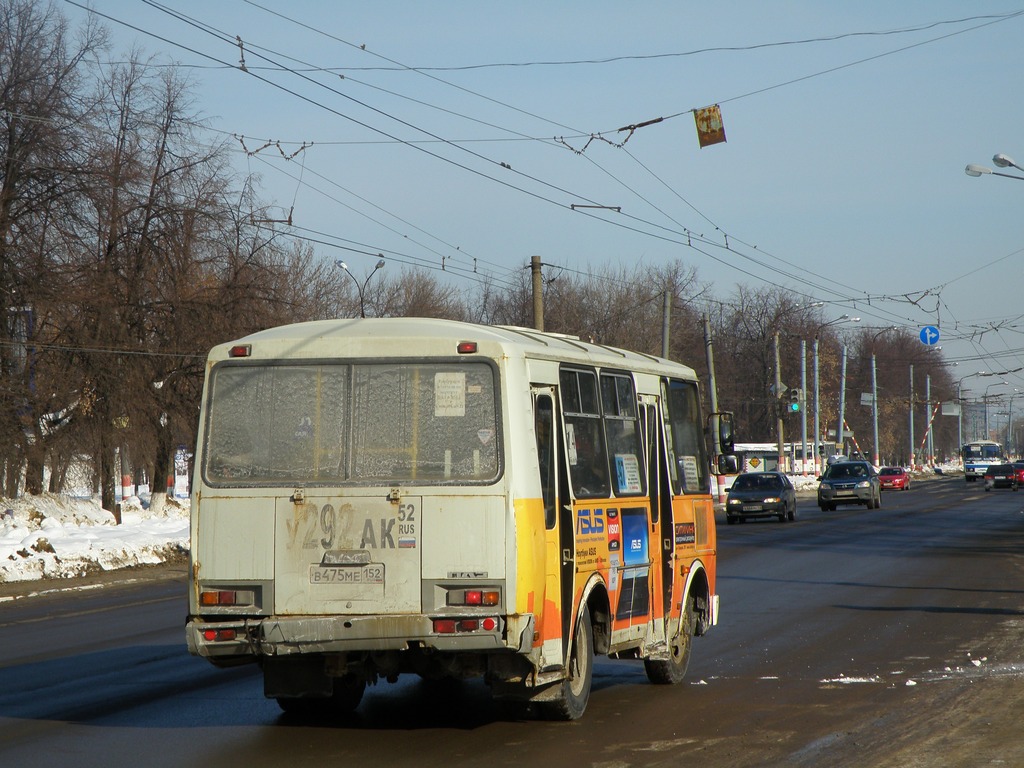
[1,474,1021,767]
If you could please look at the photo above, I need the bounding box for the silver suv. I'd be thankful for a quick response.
[817,461,881,511]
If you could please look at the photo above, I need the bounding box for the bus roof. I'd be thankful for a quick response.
[212,317,699,380]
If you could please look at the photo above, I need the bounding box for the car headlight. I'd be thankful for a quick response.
[764,497,781,504]
[727,498,741,505]
[856,480,871,489]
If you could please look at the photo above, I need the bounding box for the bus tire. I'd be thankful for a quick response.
[644,595,696,685]
[330,674,366,713]
[276,675,365,718]
[537,605,593,721]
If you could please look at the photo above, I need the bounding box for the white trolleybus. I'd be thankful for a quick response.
[185,318,735,720]
[962,439,1004,481]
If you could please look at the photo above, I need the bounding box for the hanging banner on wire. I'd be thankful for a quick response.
[694,104,727,148]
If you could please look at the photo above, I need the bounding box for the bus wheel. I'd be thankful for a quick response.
[538,605,593,720]
[329,674,366,713]
[276,675,364,717]
[644,595,695,685]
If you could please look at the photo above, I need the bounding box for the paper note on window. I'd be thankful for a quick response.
[434,372,466,417]
[615,454,643,494]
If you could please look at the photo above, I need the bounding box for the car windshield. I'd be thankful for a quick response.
[732,474,782,491]
[826,463,868,479]
[879,468,901,476]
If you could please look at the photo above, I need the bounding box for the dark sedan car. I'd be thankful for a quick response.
[984,463,1019,492]
[817,460,881,511]
[725,471,797,524]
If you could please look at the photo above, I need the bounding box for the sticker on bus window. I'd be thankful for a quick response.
[680,455,700,488]
[434,372,466,417]
[614,454,642,494]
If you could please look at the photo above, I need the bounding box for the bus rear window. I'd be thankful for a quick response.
[203,361,500,485]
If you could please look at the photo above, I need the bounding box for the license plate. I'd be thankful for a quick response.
[743,504,763,512]
[309,564,385,585]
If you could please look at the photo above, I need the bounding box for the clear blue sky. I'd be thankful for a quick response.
[67,1,1024,400]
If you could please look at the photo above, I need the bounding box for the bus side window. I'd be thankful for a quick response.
[534,396,557,529]
[565,417,610,498]
[600,372,645,497]
[560,367,610,499]
[661,378,710,494]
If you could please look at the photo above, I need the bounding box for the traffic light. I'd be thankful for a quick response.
[789,388,801,412]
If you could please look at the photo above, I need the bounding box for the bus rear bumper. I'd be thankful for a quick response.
[186,613,535,661]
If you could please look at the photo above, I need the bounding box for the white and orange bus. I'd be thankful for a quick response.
[185,318,735,719]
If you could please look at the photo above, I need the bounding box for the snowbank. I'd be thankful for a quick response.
[0,493,188,583]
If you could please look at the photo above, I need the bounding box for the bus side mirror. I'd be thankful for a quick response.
[710,412,735,455]
[717,454,738,474]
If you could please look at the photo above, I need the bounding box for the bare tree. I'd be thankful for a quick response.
[0,0,107,494]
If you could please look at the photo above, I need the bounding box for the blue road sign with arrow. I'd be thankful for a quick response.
[919,326,940,346]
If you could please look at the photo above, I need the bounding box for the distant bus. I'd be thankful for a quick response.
[962,440,1004,481]
[185,318,736,720]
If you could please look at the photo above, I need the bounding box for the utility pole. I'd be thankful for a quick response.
[661,290,671,359]
[871,353,879,466]
[909,365,915,468]
[703,313,719,413]
[800,340,808,475]
[926,374,933,466]
[531,255,544,331]
[837,345,848,456]
[774,331,784,472]
[813,338,821,473]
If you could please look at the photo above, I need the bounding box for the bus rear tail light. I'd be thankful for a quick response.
[449,589,500,607]
[202,628,237,642]
[200,589,255,607]
[432,617,499,634]
[228,344,251,358]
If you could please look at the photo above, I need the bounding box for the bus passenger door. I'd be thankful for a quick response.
[640,396,672,637]
[532,388,572,664]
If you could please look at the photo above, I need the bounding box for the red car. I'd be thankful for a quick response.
[878,466,911,491]
[1013,462,1024,485]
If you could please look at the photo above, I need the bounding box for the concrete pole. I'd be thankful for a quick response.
[871,353,879,466]
[703,314,719,413]
[813,338,821,474]
[531,255,544,331]
[661,290,671,359]
[926,375,933,466]
[800,340,808,475]
[909,365,915,467]
[774,331,784,472]
[837,345,847,456]
[957,381,963,458]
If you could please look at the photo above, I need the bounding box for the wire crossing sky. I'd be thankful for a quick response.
[64,1,1024,396]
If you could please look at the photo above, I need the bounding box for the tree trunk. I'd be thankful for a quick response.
[23,425,45,495]
[100,436,118,522]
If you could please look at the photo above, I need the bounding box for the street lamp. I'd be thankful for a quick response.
[965,153,1024,182]
[336,258,385,318]
[869,326,897,467]
[993,153,1024,172]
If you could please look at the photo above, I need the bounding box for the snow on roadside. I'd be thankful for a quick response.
[0,493,188,583]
